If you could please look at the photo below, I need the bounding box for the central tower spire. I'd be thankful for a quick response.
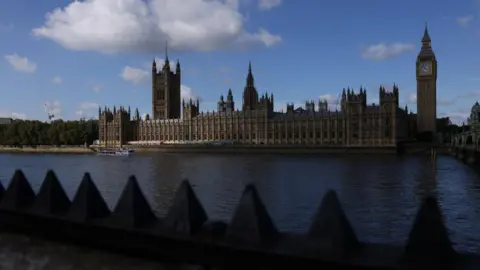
[246,61,254,88]
[163,40,170,71]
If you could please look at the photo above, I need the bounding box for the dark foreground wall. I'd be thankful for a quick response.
[0,170,476,269]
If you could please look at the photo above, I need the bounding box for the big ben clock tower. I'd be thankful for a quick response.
[416,24,437,134]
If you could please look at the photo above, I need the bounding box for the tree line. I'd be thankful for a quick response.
[0,119,99,146]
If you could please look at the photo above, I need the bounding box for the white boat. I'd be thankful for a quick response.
[97,148,135,156]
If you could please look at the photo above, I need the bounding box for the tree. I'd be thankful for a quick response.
[0,119,99,146]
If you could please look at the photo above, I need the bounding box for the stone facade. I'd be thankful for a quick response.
[99,28,439,148]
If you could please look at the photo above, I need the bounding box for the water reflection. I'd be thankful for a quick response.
[0,153,480,252]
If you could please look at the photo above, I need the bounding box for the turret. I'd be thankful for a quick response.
[152,59,157,73]
[176,59,181,74]
[163,41,170,71]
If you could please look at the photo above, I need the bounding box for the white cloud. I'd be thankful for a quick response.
[457,15,473,27]
[361,43,415,61]
[318,94,339,105]
[44,100,62,119]
[121,66,149,84]
[258,0,281,10]
[92,85,102,92]
[4,54,37,73]
[409,93,417,103]
[52,76,62,84]
[32,0,281,53]
[0,110,26,120]
[76,102,99,119]
[181,85,199,101]
[442,110,469,125]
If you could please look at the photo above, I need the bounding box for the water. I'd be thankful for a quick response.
[1,153,480,253]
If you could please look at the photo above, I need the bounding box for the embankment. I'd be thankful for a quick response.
[0,143,450,156]
[129,144,400,155]
[0,146,95,154]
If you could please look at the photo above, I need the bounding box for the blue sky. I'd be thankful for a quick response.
[0,0,478,124]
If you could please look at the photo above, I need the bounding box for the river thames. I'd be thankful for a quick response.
[0,152,480,254]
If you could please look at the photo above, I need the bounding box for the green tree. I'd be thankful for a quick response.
[0,119,99,146]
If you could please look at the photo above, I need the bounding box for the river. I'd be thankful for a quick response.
[0,153,479,254]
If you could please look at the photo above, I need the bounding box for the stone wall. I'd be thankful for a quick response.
[0,169,476,269]
[130,145,399,155]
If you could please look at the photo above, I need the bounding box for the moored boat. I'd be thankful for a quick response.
[97,148,135,156]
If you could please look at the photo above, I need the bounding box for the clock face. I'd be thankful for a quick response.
[419,61,432,75]
[421,63,429,72]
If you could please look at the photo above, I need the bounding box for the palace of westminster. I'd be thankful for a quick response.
[99,25,438,147]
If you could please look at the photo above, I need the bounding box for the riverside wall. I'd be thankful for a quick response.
[0,146,95,154]
[0,143,449,156]
[128,144,400,154]
[0,169,474,269]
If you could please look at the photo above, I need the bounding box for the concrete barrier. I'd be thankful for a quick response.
[0,169,477,269]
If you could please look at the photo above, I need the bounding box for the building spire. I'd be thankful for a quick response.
[165,40,169,61]
[246,61,254,87]
[422,22,431,43]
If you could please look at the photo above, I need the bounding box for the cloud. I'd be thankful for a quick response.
[121,63,199,101]
[409,93,417,103]
[121,66,149,84]
[44,100,62,119]
[0,110,26,120]
[32,0,281,54]
[441,109,470,125]
[457,15,473,27]
[318,94,339,105]
[76,102,99,119]
[92,85,102,92]
[181,85,199,101]
[4,54,37,73]
[258,0,281,10]
[52,76,62,84]
[361,43,415,61]
[121,58,175,84]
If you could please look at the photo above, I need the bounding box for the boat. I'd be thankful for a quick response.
[97,148,135,156]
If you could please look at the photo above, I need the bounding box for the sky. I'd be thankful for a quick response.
[0,0,479,124]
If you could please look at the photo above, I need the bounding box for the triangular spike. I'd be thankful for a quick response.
[0,170,35,210]
[404,196,456,261]
[32,170,71,215]
[111,176,156,228]
[226,184,277,244]
[308,190,358,257]
[67,173,110,222]
[163,180,207,235]
[0,181,5,201]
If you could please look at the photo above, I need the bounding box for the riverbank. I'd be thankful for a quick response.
[129,145,400,154]
[0,146,95,154]
[0,144,450,155]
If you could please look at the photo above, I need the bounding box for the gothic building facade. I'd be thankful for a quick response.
[98,27,436,147]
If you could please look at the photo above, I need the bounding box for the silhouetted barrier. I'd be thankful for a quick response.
[0,170,478,269]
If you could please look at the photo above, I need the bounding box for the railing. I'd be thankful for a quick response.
[0,169,477,269]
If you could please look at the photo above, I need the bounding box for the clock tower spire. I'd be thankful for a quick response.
[416,23,437,136]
